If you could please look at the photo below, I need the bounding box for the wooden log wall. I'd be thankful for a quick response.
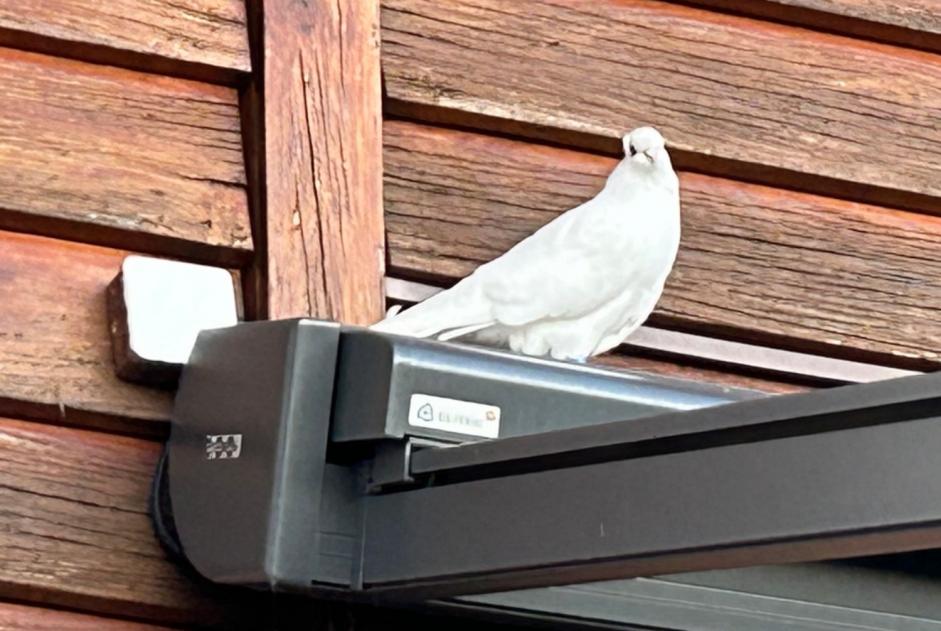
[0,0,937,628]
[0,2,266,627]
[381,0,941,373]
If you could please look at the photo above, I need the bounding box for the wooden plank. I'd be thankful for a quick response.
[383,121,941,369]
[264,0,386,325]
[239,0,266,320]
[0,231,177,436]
[0,0,250,83]
[0,418,270,627]
[686,0,941,53]
[624,327,918,384]
[381,0,941,215]
[0,602,175,631]
[593,353,810,394]
[0,418,544,630]
[0,47,251,266]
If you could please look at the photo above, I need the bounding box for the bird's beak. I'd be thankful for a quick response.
[642,149,655,164]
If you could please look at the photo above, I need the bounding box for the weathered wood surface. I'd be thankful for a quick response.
[381,0,941,214]
[239,0,266,320]
[0,417,538,629]
[772,0,941,33]
[0,48,251,265]
[687,0,941,53]
[593,353,809,394]
[265,0,385,325]
[0,0,250,82]
[0,231,178,435]
[0,602,176,631]
[0,418,269,627]
[384,121,941,369]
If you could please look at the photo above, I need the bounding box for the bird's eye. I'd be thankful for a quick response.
[629,144,637,157]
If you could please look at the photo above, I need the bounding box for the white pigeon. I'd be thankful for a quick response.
[371,126,680,361]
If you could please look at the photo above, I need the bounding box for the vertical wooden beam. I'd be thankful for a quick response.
[240,0,267,321]
[262,0,385,325]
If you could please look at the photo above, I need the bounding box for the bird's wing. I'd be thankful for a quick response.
[370,197,608,338]
[372,172,669,340]
[474,195,640,327]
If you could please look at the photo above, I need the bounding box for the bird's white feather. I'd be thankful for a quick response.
[370,126,681,361]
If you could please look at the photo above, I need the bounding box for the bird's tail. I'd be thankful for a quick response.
[370,282,493,341]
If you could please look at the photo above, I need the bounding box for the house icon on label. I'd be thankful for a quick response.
[417,403,434,422]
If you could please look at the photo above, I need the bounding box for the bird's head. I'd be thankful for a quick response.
[622,126,668,167]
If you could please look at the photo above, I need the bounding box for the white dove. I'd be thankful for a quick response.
[372,126,680,361]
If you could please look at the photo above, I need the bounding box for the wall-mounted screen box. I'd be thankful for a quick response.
[162,318,941,610]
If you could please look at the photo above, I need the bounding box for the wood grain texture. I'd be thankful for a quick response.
[265,0,385,324]
[0,0,250,83]
[0,231,176,435]
[381,0,941,214]
[686,0,941,53]
[0,419,535,629]
[0,418,268,626]
[593,353,810,394]
[383,121,941,369]
[0,602,175,631]
[239,0,267,320]
[789,0,940,33]
[0,47,251,265]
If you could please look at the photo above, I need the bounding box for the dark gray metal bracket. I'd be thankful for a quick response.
[367,437,448,493]
[454,564,941,631]
[165,318,941,604]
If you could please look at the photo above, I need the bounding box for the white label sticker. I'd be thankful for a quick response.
[408,394,501,438]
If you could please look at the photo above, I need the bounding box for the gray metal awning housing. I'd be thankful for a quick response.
[163,319,941,625]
